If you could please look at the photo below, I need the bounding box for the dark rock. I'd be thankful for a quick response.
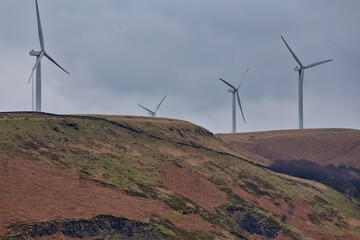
[5,215,167,240]
[227,207,280,239]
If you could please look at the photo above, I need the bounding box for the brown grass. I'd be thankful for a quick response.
[217,128,360,167]
[0,155,217,236]
[159,164,228,213]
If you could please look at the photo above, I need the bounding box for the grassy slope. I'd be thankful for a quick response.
[0,113,360,239]
[217,129,360,168]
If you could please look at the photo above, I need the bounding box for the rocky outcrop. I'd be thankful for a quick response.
[4,215,166,240]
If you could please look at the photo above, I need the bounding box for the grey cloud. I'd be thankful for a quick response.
[0,0,359,133]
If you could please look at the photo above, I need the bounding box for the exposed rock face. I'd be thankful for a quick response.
[227,207,280,239]
[4,215,166,240]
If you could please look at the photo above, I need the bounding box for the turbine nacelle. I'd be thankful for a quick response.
[29,50,42,56]
[294,66,301,71]
[228,88,236,93]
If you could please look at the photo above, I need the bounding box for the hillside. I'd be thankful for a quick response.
[217,129,360,168]
[1,113,360,239]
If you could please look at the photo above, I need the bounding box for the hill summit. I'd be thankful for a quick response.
[1,112,360,239]
[217,129,360,168]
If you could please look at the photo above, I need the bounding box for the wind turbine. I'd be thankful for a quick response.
[138,95,167,117]
[219,68,249,133]
[281,36,333,129]
[28,0,70,112]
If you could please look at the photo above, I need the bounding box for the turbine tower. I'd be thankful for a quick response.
[219,68,249,133]
[281,36,332,129]
[138,95,167,117]
[28,0,70,112]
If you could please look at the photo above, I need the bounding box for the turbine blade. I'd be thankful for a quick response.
[237,68,249,90]
[28,51,44,83]
[304,59,333,69]
[281,35,303,67]
[35,0,45,51]
[44,53,70,75]
[155,95,166,113]
[219,78,236,90]
[236,92,246,124]
[138,104,154,115]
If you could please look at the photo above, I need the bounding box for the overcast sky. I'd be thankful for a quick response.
[0,0,359,133]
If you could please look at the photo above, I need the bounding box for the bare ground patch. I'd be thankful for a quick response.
[158,164,228,213]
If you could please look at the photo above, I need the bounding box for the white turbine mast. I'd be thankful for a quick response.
[281,35,332,129]
[138,95,167,117]
[28,0,70,112]
[31,73,35,111]
[219,68,249,133]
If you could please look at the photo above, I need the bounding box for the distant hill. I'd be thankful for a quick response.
[217,128,360,168]
[1,113,360,239]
